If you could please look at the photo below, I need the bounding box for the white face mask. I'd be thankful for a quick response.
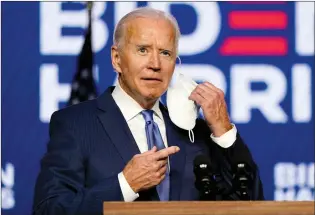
[167,73,199,143]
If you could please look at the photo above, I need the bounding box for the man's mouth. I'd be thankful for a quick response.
[142,78,162,82]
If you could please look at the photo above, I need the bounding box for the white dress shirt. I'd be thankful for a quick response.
[112,82,237,202]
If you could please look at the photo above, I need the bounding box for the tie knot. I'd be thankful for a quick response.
[141,110,154,124]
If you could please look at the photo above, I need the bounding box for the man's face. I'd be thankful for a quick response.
[112,17,177,106]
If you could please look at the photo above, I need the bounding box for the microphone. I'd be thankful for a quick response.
[232,160,253,200]
[193,155,216,200]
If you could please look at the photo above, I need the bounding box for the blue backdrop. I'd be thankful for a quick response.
[1,2,314,214]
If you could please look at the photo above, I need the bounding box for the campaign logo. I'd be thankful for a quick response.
[1,163,15,209]
[274,162,314,201]
[37,2,314,124]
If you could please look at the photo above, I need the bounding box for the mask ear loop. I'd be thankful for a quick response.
[188,130,194,143]
[174,56,182,80]
[176,56,182,65]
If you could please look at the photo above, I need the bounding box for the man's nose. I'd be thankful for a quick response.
[148,51,161,72]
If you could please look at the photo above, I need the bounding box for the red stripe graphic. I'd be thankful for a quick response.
[229,11,287,29]
[220,37,288,56]
[230,1,286,4]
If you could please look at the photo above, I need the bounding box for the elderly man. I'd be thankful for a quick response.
[33,7,264,215]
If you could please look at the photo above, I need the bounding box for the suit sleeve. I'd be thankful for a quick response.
[32,112,123,215]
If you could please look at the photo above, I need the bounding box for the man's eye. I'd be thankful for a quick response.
[161,50,171,56]
[138,47,147,53]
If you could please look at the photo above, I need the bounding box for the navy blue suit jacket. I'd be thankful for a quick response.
[33,87,264,215]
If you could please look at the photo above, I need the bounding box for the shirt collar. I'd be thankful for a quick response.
[112,81,163,122]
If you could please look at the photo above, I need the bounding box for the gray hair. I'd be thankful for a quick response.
[113,7,181,54]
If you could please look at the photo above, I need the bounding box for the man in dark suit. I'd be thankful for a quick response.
[33,7,264,215]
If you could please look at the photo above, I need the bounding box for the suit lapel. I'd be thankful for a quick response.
[160,104,186,201]
[97,87,140,164]
[96,89,186,200]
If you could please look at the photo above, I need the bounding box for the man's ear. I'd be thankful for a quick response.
[111,45,122,74]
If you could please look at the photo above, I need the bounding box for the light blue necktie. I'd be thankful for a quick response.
[141,110,170,201]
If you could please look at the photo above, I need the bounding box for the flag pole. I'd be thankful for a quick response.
[66,1,98,106]
[87,2,93,30]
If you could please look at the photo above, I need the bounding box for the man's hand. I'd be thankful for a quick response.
[123,146,180,193]
[189,82,232,137]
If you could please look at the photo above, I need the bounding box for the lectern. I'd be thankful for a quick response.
[103,201,314,215]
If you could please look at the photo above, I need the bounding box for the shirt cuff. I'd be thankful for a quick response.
[210,123,237,148]
[118,172,139,202]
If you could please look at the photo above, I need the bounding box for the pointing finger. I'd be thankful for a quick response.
[154,146,180,160]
